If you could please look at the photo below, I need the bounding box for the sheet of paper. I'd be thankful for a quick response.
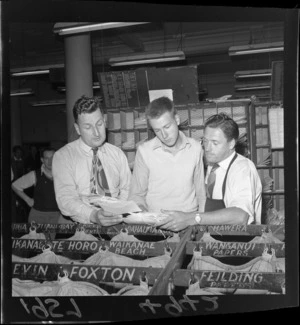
[148,89,173,102]
[85,195,142,214]
[268,107,284,149]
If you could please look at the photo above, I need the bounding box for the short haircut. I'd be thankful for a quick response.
[145,96,177,119]
[40,147,55,158]
[204,113,239,142]
[13,145,22,153]
[73,95,103,123]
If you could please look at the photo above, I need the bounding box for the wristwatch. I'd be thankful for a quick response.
[195,212,202,225]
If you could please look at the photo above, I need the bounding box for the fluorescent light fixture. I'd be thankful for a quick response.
[235,85,271,91]
[109,51,185,66]
[11,64,64,77]
[11,69,50,77]
[54,22,149,36]
[234,69,272,79]
[229,42,284,56]
[57,82,100,92]
[10,88,34,96]
[31,99,66,107]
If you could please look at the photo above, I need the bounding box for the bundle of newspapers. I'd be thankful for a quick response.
[82,195,168,225]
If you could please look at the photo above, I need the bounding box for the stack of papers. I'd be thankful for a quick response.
[123,212,169,225]
[83,195,170,225]
[85,195,142,215]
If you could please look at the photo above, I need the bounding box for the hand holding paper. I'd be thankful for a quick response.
[85,195,142,215]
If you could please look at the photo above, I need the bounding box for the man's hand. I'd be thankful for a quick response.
[26,198,34,208]
[91,209,123,226]
[155,210,195,232]
[137,204,148,212]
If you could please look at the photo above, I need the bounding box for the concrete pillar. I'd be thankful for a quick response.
[10,97,22,149]
[64,33,93,142]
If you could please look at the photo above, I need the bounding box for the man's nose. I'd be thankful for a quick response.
[205,142,212,151]
[94,127,100,136]
[161,129,167,139]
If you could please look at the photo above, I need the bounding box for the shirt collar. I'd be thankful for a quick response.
[218,151,236,171]
[41,164,53,178]
[78,137,107,154]
[152,131,191,151]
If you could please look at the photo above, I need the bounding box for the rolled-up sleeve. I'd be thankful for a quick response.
[52,150,97,224]
[116,150,132,201]
[225,165,260,224]
[128,147,149,209]
[12,171,35,191]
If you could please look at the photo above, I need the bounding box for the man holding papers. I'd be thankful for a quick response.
[128,96,206,230]
[52,95,132,225]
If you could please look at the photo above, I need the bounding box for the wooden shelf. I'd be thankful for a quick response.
[256,165,284,169]
[134,128,148,132]
[255,124,269,128]
[11,223,286,297]
[107,128,121,132]
[256,144,271,148]
[262,190,285,195]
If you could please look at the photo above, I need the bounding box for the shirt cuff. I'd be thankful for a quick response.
[71,206,98,224]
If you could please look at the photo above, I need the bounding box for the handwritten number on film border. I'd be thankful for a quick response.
[20,297,82,320]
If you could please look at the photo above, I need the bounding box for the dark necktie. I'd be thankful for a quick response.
[90,147,111,196]
[206,163,219,199]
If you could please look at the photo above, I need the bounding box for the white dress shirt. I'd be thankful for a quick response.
[205,151,262,224]
[52,138,132,224]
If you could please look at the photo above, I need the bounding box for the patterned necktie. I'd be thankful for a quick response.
[206,163,219,199]
[90,147,111,197]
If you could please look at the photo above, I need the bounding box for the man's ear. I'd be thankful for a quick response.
[229,138,236,150]
[103,113,107,127]
[74,123,80,136]
[175,114,180,126]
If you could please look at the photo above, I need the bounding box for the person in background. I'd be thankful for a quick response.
[11,145,25,181]
[24,144,41,172]
[12,147,70,225]
[128,96,206,231]
[156,113,262,231]
[52,95,131,225]
[11,145,27,222]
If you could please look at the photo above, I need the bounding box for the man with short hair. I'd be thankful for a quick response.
[12,147,68,224]
[11,145,25,181]
[11,145,27,223]
[52,95,131,225]
[156,113,262,231]
[128,96,206,229]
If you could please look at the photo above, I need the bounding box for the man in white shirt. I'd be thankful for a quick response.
[156,113,262,231]
[52,95,131,225]
[128,96,206,217]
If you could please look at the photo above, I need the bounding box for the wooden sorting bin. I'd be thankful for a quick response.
[11,223,285,296]
[11,223,180,295]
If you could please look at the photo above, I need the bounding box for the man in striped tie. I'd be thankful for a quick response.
[52,96,131,225]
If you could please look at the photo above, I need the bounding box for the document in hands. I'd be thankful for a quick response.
[123,212,169,225]
[85,195,142,215]
[84,195,169,225]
